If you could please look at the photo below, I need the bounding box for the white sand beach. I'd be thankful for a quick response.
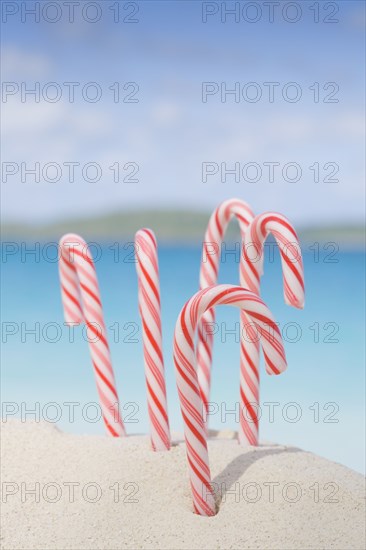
[1,420,365,550]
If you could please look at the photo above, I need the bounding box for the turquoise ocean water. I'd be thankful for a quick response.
[1,242,365,473]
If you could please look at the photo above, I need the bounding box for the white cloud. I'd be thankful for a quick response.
[150,101,182,127]
[1,47,51,79]
[1,97,120,161]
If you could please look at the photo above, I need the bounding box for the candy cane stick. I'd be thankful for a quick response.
[239,212,304,445]
[197,199,255,431]
[135,229,170,451]
[174,284,287,516]
[59,233,125,437]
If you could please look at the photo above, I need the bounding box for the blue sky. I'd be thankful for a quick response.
[1,0,365,225]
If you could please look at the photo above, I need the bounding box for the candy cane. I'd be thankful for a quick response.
[59,233,125,437]
[196,198,255,433]
[239,212,305,446]
[174,284,287,516]
[135,229,170,451]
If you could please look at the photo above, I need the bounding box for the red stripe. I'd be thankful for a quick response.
[142,318,163,364]
[61,285,82,313]
[174,351,201,399]
[180,302,194,350]
[181,409,207,450]
[241,341,260,383]
[260,213,298,240]
[80,282,102,308]
[85,321,109,350]
[103,414,120,437]
[138,258,160,304]
[93,361,118,401]
[146,380,169,424]
[240,387,259,429]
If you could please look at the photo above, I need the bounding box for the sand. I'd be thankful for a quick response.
[1,420,365,550]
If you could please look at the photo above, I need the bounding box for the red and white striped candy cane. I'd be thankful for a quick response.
[196,199,255,431]
[135,229,170,451]
[239,212,305,446]
[59,233,125,437]
[243,212,305,307]
[174,284,287,516]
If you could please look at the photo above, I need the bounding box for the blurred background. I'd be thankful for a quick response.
[1,1,365,472]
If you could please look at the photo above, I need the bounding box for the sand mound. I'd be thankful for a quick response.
[1,420,365,550]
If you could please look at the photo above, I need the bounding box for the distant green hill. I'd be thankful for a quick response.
[1,210,365,247]
[1,210,209,241]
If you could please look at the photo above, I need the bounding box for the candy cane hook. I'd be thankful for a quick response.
[135,229,170,451]
[59,233,125,437]
[174,284,287,516]
[243,212,305,307]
